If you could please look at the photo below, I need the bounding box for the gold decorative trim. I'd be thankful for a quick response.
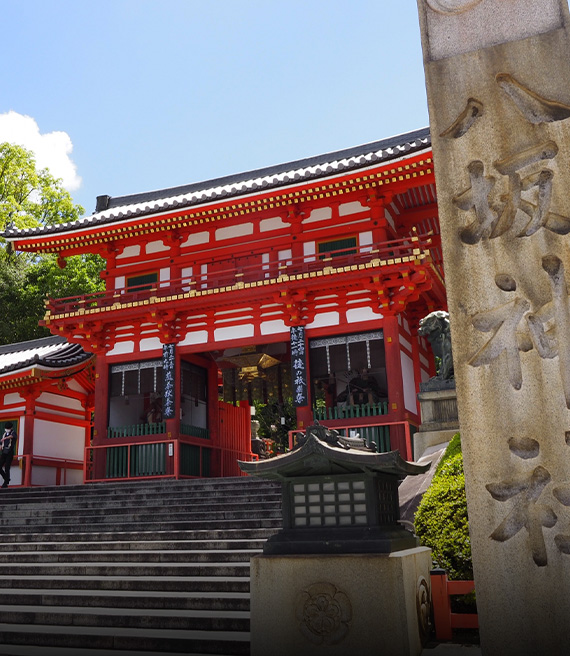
[44,250,430,322]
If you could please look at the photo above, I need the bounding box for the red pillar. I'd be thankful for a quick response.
[383,314,407,455]
[92,354,109,480]
[411,329,423,416]
[22,388,40,487]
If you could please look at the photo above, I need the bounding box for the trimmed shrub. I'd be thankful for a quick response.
[414,434,473,580]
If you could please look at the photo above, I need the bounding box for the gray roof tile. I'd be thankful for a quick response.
[4,127,431,241]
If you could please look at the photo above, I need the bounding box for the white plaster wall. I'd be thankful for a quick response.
[385,208,396,232]
[339,200,364,216]
[360,231,373,248]
[399,335,412,352]
[33,418,85,460]
[107,341,136,356]
[3,393,23,406]
[67,379,87,393]
[179,331,209,346]
[278,249,292,262]
[140,337,163,352]
[214,324,254,341]
[181,231,210,247]
[9,467,22,486]
[400,351,417,414]
[32,467,56,486]
[260,320,288,336]
[346,307,382,323]
[146,240,169,254]
[40,393,83,412]
[117,245,141,259]
[16,417,24,455]
[159,268,170,286]
[115,276,125,289]
[306,312,340,329]
[216,223,253,241]
[260,216,287,232]
[304,207,332,224]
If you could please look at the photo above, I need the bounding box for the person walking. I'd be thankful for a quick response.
[0,422,17,488]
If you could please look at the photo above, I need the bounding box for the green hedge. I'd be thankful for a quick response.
[414,434,473,580]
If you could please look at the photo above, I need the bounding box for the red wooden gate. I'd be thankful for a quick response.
[216,401,255,476]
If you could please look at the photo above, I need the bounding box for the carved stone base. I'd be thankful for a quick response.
[250,547,432,656]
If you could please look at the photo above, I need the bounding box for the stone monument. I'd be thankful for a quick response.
[416,1,570,653]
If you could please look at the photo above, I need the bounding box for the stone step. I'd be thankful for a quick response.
[0,492,281,516]
[1,562,252,578]
[5,549,261,563]
[0,605,250,631]
[0,623,249,654]
[0,576,251,593]
[2,518,281,534]
[0,528,276,544]
[0,494,281,513]
[0,539,266,552]
[0,589,251,611]
[0,648,239,656]
[0,478,279,503]
[0,477,281,654]
[0,506,281,523]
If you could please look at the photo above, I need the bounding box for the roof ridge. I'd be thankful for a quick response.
[0,335,67,356]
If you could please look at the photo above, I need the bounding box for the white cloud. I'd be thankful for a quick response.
[0,111,81,191]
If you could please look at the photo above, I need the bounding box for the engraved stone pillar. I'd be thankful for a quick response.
[416,1,570,653]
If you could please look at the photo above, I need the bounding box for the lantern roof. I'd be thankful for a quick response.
[238,432,429,479]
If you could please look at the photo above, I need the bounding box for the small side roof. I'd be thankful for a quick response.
[0,335,92,376]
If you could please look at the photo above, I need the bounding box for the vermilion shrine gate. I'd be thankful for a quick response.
[5,127,446,483]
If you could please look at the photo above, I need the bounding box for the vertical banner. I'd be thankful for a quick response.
[290,326,308,407]
[162,344,176,420]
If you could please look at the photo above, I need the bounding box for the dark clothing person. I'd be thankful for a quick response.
[0,424,16,488]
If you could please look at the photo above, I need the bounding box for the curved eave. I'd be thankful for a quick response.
[238,434,429,479]
[0,354,95,392]
[5,135,433,255]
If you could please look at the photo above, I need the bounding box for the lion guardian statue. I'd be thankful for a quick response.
[418,310,454,380]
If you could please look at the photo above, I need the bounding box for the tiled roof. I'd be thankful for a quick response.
[3,127,431,241]
[0,335,92,376]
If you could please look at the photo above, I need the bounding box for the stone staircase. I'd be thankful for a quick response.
[0,477,282,656]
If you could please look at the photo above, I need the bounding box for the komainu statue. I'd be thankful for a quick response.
[418,310,454,380]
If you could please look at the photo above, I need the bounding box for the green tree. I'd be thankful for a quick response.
[0,142,84,231]
[0,142,104,345]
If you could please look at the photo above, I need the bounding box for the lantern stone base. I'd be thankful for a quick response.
[250,547,432,656]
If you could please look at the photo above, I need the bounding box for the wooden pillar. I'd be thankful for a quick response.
[92,354,108,480]
[22,388,40,487]
[411,328,423,416]
[383,314,406,455]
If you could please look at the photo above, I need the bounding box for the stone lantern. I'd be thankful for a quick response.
[239,422,433,656]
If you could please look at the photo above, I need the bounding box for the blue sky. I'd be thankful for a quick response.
[3,1,429,215]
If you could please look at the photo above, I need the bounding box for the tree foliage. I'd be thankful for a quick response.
[414,434,473,580]
[0,142,104,345]
[0,142,84,231]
